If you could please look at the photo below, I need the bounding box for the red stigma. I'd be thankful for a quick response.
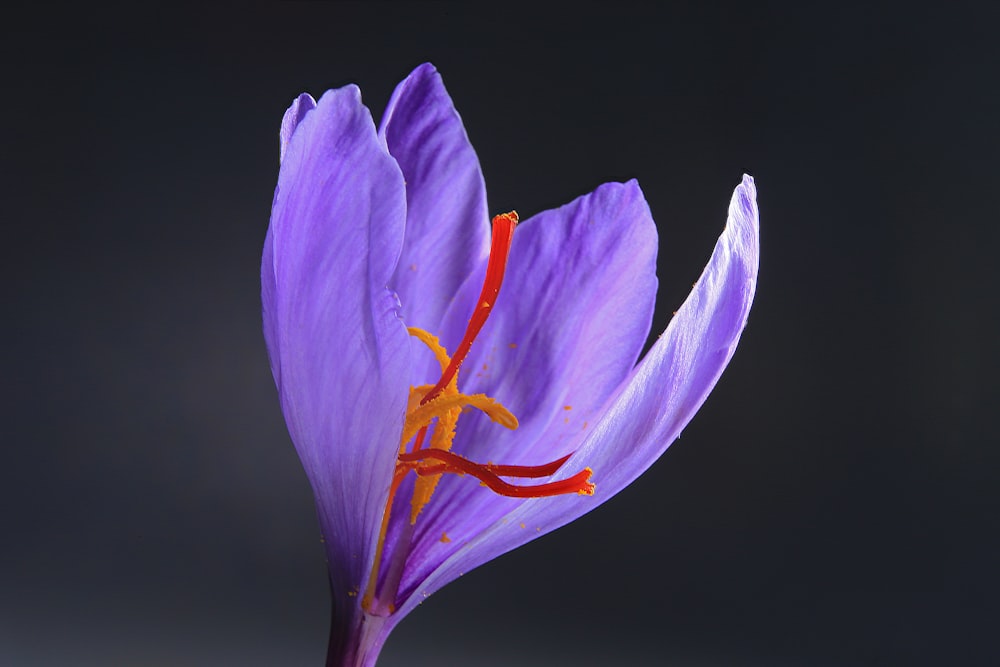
[399,449,594,498]
[422,211,518,405]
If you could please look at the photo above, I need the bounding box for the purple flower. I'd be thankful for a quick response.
[262,62,759,667]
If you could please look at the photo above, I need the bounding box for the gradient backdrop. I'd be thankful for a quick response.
[4,3,998,666]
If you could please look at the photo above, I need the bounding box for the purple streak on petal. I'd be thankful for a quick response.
[279,93,317,164]
[379,63,490,336]
[262,85,411,664]
[389,180,659,605]
[394,176,759,618]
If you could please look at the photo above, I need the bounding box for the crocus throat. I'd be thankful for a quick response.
[362,212,595,615]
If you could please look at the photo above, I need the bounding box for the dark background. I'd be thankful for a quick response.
[4,3,998,665]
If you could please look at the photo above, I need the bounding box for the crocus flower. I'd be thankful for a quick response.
[262,62,759,667]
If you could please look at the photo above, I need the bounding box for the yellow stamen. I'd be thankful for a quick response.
[401,392,517,446]
[407,327,454,378]
[403,329,517,523]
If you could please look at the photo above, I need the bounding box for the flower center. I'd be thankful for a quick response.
[361,212,594,615]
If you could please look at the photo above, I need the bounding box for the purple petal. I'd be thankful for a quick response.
[391,180,659,604]
[262,85,411,629]
[378,63,490,336]
[263,94,318,382]
[279,93,316,164]
[396,175,759,616]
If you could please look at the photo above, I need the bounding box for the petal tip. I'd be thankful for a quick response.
[622,177,645,196]
[379,63,453,140]
[397,63,443,96]
[730,174,760,248]
[279,93,318,163]
[412,61,439,77]
[592,178,648,204]
[318,83,362,107]
[736,173,757,209]
[725,176,761,294]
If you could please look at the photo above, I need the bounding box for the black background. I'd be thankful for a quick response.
[4,3,998,665]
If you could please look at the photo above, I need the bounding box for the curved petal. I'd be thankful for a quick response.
[392,180,660,604]
[262,85,411,653]
[398,175,759,616]
[264,93,318,380]
[378,62,491,336]
[279,93,316,164]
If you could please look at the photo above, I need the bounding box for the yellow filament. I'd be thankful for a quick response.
[401,392,517,445]
[408,327,453,378]
[409,404,460,523]
[364,327,521,611]
[403,328,518,522]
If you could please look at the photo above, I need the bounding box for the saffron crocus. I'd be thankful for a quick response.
[262,62,759,667]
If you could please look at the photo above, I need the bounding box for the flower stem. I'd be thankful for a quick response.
[326,608,390,667]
